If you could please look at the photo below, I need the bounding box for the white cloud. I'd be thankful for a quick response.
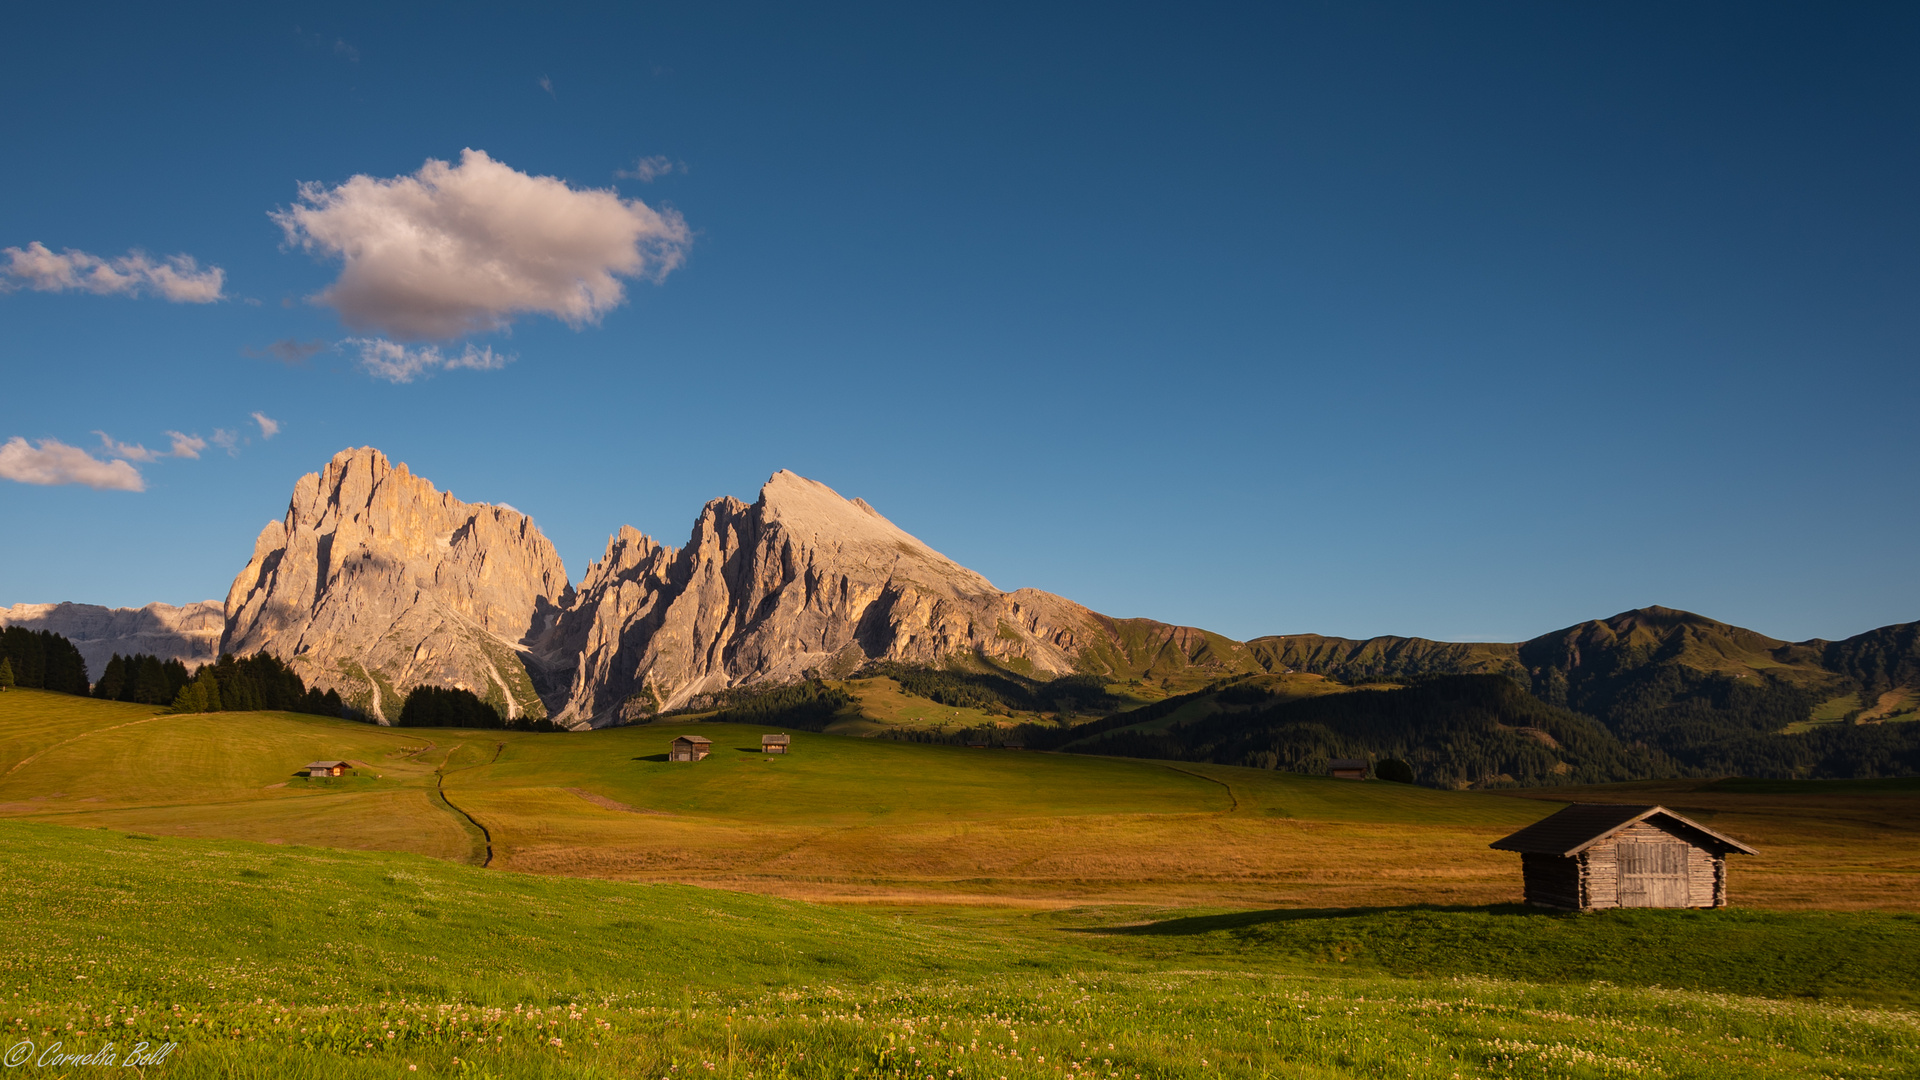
[211,429,240,455]
[165,431,207,459]
[618,155,683,182]
[94,432,160,463]
[272,149,690,340]
[345,338,512,383]
[0,437,144,491]
[0,242,224,303]
[538,75,555,98]
[251,412,281,439]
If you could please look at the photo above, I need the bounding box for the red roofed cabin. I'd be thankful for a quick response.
[669,736,713,762]
[1327,758,1368,780]
[1490,803,1758,910]
[306,760,352,778]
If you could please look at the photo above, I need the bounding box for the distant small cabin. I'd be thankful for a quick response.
[1490,803,1758,910]
[669,736,713,762]
[761,733,791,754]
[966,735,991,749]
[1002,738,1026,751]
[1327,758,1368,780]
[306,760,352,778]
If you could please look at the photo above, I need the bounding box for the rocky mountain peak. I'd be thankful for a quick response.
[222,446,568,722]
[752,471,996,596]
[216,451,1249,730]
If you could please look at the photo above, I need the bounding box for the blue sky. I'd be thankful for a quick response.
[2,2,1915,645]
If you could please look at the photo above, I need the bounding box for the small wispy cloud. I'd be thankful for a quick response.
[94,431,161,463]
[345,337,512,383]
[211,429,241,455]
[538,75,555,98]
[617,155,684,182]
[1,242,225,303]
[0,437,145,491]
[251,412,281,439]
[243,338,328,365]
[334,39,360,63]
[165,431,207,459]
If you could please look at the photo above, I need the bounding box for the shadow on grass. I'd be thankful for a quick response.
[633,754,669,763]
[1079,903,1559,936]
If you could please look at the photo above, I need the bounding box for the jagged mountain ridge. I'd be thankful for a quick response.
[0,600,223,677]
[219,450,1254,727]
[206,448,1917,733]
[533,469,1245,726]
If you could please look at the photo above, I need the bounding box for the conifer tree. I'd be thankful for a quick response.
[0,656,13,689]
[94,655,127,700]
[169,679,205,714]
[132,656,170,705]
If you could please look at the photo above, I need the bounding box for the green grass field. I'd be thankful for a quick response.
[2,688,1918,1077]
[2,820,1915,1079]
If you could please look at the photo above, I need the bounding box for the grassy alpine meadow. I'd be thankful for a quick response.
[2,690,1918,1077]
[10,689,1915,908]
[1,820,1916,1080]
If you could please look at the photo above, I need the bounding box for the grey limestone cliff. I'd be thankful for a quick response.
[537,470,1114,726]
[221,447,569,722]
[218,450,1255,729]
[0,600,224,681]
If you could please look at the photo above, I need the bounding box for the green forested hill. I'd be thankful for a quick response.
[1245,633,1524,682]
[1061,675,1677,788]
[1058,607,1920,783]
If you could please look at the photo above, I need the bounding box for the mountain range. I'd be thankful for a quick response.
[9,447,1918,747]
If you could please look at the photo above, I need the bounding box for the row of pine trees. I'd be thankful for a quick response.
[167,652,345,717]
[0,626,344,719]
[93,653,192,705]
[0,627,90,695]
[91,650,344,716]
[0,629,550,730]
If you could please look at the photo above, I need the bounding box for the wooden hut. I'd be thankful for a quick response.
[1490,803,1758,910]
[1327,758,1368,780]
[761,733,791,754]
[668,735,713,762]
[305,760,352,778]
[966,734,990,748]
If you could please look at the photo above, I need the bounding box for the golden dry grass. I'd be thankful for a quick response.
[2,689,1914,911]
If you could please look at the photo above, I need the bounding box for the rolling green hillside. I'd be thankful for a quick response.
[4,819,1914,1078]
[1225,608,1920,779]
[1058,675,1676,788]
[1,689,1912,911]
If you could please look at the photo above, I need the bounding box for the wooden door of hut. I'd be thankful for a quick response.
[1617,841,1689,907]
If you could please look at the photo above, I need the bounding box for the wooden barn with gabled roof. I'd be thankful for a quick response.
[1490,803,1758,910]
[668,735,713,762]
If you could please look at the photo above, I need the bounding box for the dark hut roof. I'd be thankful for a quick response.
[671,735,713,745]
[1327,758,1367,770]
[1490,803,1758,857]
[761,733,790,743]
[305,760,350,769]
